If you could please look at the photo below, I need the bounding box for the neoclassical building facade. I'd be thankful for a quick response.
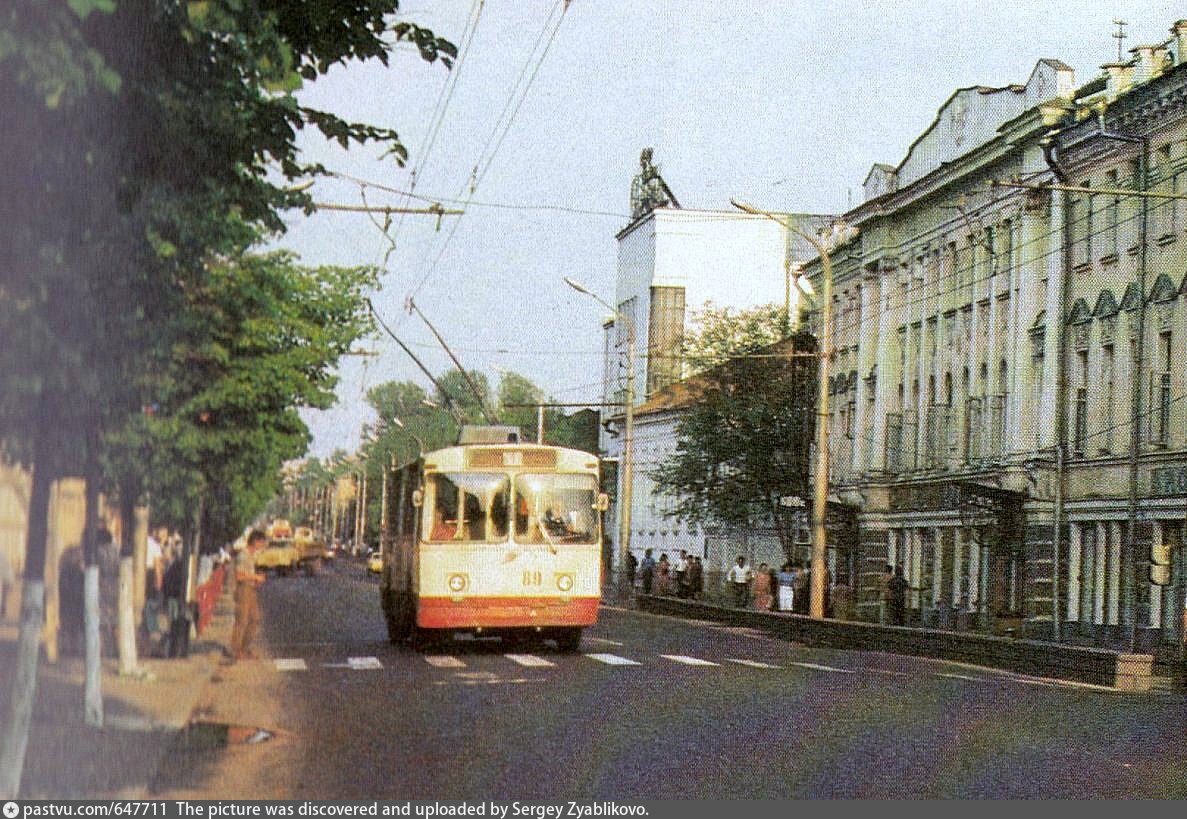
[801,25,1187,657]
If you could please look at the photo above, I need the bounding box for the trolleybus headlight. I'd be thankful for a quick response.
[448,573,468,593]
[555,573,574,592]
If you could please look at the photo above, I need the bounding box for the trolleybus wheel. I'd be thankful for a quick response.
[382,589,412,644]
[410,626,435,652]
[555,628,582,654]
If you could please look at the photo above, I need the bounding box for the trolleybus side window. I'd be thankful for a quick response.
[514,474,599,545]
[424,473,510,543]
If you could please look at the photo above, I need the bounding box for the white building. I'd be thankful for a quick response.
[600,200,826,571]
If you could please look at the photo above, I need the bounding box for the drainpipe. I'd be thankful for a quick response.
[1042,134,1071,643]
[1093,114,1149,652]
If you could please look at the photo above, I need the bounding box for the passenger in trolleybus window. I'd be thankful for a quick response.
[430,508,457,541]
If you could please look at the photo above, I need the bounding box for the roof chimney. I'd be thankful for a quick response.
[1172,20,1187,65]
[1101,62,1134,101]
[1130,44,1165,85]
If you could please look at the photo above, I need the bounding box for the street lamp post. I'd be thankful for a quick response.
[392,417,426,458]
[564,276,635,591]
[731,200,835,621]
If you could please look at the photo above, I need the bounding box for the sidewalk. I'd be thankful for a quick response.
[0,592,235,798]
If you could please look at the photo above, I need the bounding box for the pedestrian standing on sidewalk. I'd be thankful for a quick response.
[625,549,638,590]
[751,562,772,611]
[776,562,795,613]
[727,555,752,608]
[639,548,656,594]
[687,556,704,600]
[675,550,689,598]
[226,529,267,663]
[656,553,672,595]
[143,527,165,649]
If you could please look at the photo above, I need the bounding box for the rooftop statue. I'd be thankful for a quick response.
[629,147,680,219]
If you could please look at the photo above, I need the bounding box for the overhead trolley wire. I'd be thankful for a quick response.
[405,0,571,309]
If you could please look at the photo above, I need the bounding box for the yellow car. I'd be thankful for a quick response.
[367,551,384,574]
[255,539,299,573]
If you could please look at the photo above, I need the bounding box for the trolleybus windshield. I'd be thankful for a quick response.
[514,473,598,545]
[425,473,510,543]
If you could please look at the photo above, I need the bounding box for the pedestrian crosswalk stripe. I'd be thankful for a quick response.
[504,653,555,667]
[583,653,641,666]
[425,655,466,668]
[348,656,383,670]
[726,658,781,669]
[274,659,307,671]
[789,661,855,674]
[661,654,720,667]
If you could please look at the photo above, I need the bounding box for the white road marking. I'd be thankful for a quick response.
[584,653,641,666]
[586,637,625,646]
[726,658,781,669]
[424,655,466,668]
[863,668,911,677]
[661,654,720,667]
[347,656,383,670]
[504,653,555,668]
[937,672,983,682]
[273,659,307,672]
[789,661,855,674]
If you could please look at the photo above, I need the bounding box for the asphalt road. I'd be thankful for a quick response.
[152,560,1187,799]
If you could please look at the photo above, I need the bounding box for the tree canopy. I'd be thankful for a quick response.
[651,306,816,558]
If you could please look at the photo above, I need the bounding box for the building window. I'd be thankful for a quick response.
[1102,344,1115,453]
[1153,331,1172,446]
[1104,170,1120,258]
[1073,350,1088,457]
[1000,219,1013,273]
[1075,181,1092,266]
[1157,144,1177,236]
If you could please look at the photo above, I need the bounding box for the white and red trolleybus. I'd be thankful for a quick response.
[380,426,608,652]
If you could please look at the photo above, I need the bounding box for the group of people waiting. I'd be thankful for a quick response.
[727,556,816,613]
[630,549,704,599]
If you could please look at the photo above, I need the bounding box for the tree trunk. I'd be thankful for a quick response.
[0,452,53,799]
[116,489,138,675]
[82,462,103,727]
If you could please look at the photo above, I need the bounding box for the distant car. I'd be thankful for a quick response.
[367,551,383,574]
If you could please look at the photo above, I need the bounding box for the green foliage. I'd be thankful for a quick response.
[0,0,453,543]
[652,307,816,556]
[121,251,378,541]
[682,302,789,375]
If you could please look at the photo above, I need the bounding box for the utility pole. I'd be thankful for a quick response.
[732,200,836,620]
[564,277,635,588]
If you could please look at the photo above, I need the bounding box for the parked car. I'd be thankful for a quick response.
[367,551,383,574]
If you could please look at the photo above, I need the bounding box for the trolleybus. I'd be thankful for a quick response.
[380,426,607,652]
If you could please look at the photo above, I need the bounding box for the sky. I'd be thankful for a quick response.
[283,0,1185,458]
